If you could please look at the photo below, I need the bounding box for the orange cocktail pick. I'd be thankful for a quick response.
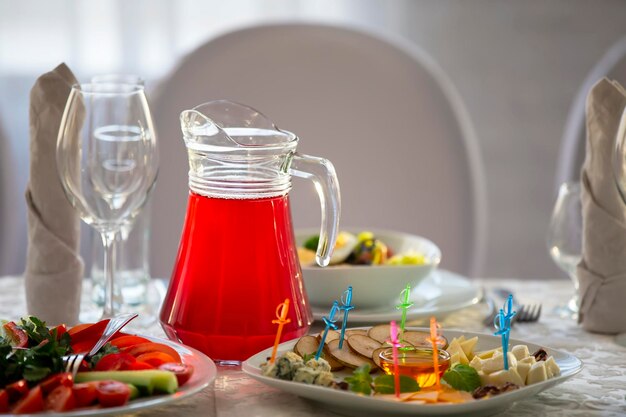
[270,298,291,364]
[429,316,441,390]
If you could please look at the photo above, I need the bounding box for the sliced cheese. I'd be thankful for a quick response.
[469,355,483,371]
[488,367,525,387]
[526,361,548,385]
[460,337,479,358]
[447,339,469,365]
[478,370,491,387]
[450,352,460,366]
[516,362,531,384]
[518,356,536,365]
[511,345,530,361]
[545,356,561,378]
[482,352,517,374]
[475,347,502,359]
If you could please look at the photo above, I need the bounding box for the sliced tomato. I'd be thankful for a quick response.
[3,322,28,348]
[94,353,137,371]
[110,335,151,349]
[0,389,8,412]
[127,361,154,370]
[71,341,95,354]
[135,351,177,368]
[39,372,74,394]
[69,320,109,348]
[12,386,43,414]
[44,385,75,412]
[95,381,130,408]
[122,342,182,362]
[6,379,29,402]
[67,323,94,335]
[72,383,98,408]
[50,324,68,341]
[158,363,194,386]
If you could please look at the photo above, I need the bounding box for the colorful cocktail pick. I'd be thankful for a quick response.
[429,316,441,390]
[338,286,355,349]
[270,298,291,364]
[315,301,340,360]
[389,320,401,398]
[493,294,516,370]
[396,284,413,341]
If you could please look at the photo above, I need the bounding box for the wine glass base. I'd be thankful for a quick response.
[552,304,578,320]
[80,279,166,331]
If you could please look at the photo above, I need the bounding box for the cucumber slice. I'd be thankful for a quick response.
[76,370,179,395]
[127,384,140,400]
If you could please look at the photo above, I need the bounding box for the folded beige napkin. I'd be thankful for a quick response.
[577,78,626,334]
[24,63,83,326]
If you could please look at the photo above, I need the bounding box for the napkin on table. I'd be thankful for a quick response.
[577,78,626,334]
[24,63,83,326]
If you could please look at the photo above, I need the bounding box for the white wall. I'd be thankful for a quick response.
[1,0,625,278]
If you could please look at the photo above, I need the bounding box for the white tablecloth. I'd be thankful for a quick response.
[1,276,625,416]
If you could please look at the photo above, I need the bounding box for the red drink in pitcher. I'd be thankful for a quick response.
[159,101,340,363]
[160,192,311,361]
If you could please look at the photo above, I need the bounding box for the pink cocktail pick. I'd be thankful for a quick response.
[389,320,401,398]
[270,298,291,364]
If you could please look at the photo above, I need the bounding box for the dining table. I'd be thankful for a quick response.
[0,275,624,416]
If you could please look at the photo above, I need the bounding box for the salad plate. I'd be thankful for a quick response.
[311,269,480,323]
[242,329,583,417]
[2,334,217,417]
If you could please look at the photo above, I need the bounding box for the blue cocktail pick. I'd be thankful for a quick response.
[493,294,516,370]
[315,300,340,360]
[338,286,355,349]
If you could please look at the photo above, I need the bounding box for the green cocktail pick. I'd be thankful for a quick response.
[396,284,413,340]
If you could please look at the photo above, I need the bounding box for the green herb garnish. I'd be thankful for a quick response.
[0,316,72,387]
[303,235,320,252]
[442,364,481,392]
[88,343,119,368]
[344,364,373,395]
[344,364,421,395]
[302,353,316,363]
[373,374,420,394]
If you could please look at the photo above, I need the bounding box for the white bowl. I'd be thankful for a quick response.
[296,228,441,309]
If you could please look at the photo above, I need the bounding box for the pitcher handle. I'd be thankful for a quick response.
[290,153,341,267]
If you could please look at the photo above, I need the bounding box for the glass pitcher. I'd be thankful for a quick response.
[159,100,340,363]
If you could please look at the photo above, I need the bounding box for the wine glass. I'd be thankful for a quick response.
[88,75,152,313]
[57,82,158,319]
[547,181,582,319]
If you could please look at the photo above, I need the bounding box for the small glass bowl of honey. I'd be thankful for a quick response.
[378,347,451,388]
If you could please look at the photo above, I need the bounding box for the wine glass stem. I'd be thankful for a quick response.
[101,231,117,319]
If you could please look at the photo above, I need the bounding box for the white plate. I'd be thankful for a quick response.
[242,329,583,417]
[6,335,217,417]
[312,269,480,323]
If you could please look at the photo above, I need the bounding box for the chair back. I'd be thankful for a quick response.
[150,22,487,278]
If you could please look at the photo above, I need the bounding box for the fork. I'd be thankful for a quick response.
[481,287,519,327]
[63,313,138,376]
[515,304,542,323]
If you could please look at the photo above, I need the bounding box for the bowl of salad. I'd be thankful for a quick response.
[296,228,441,309]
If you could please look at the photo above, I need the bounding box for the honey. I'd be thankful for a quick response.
[379,347,451,388]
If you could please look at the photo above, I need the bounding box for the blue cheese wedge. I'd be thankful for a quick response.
[261,352,334,386]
